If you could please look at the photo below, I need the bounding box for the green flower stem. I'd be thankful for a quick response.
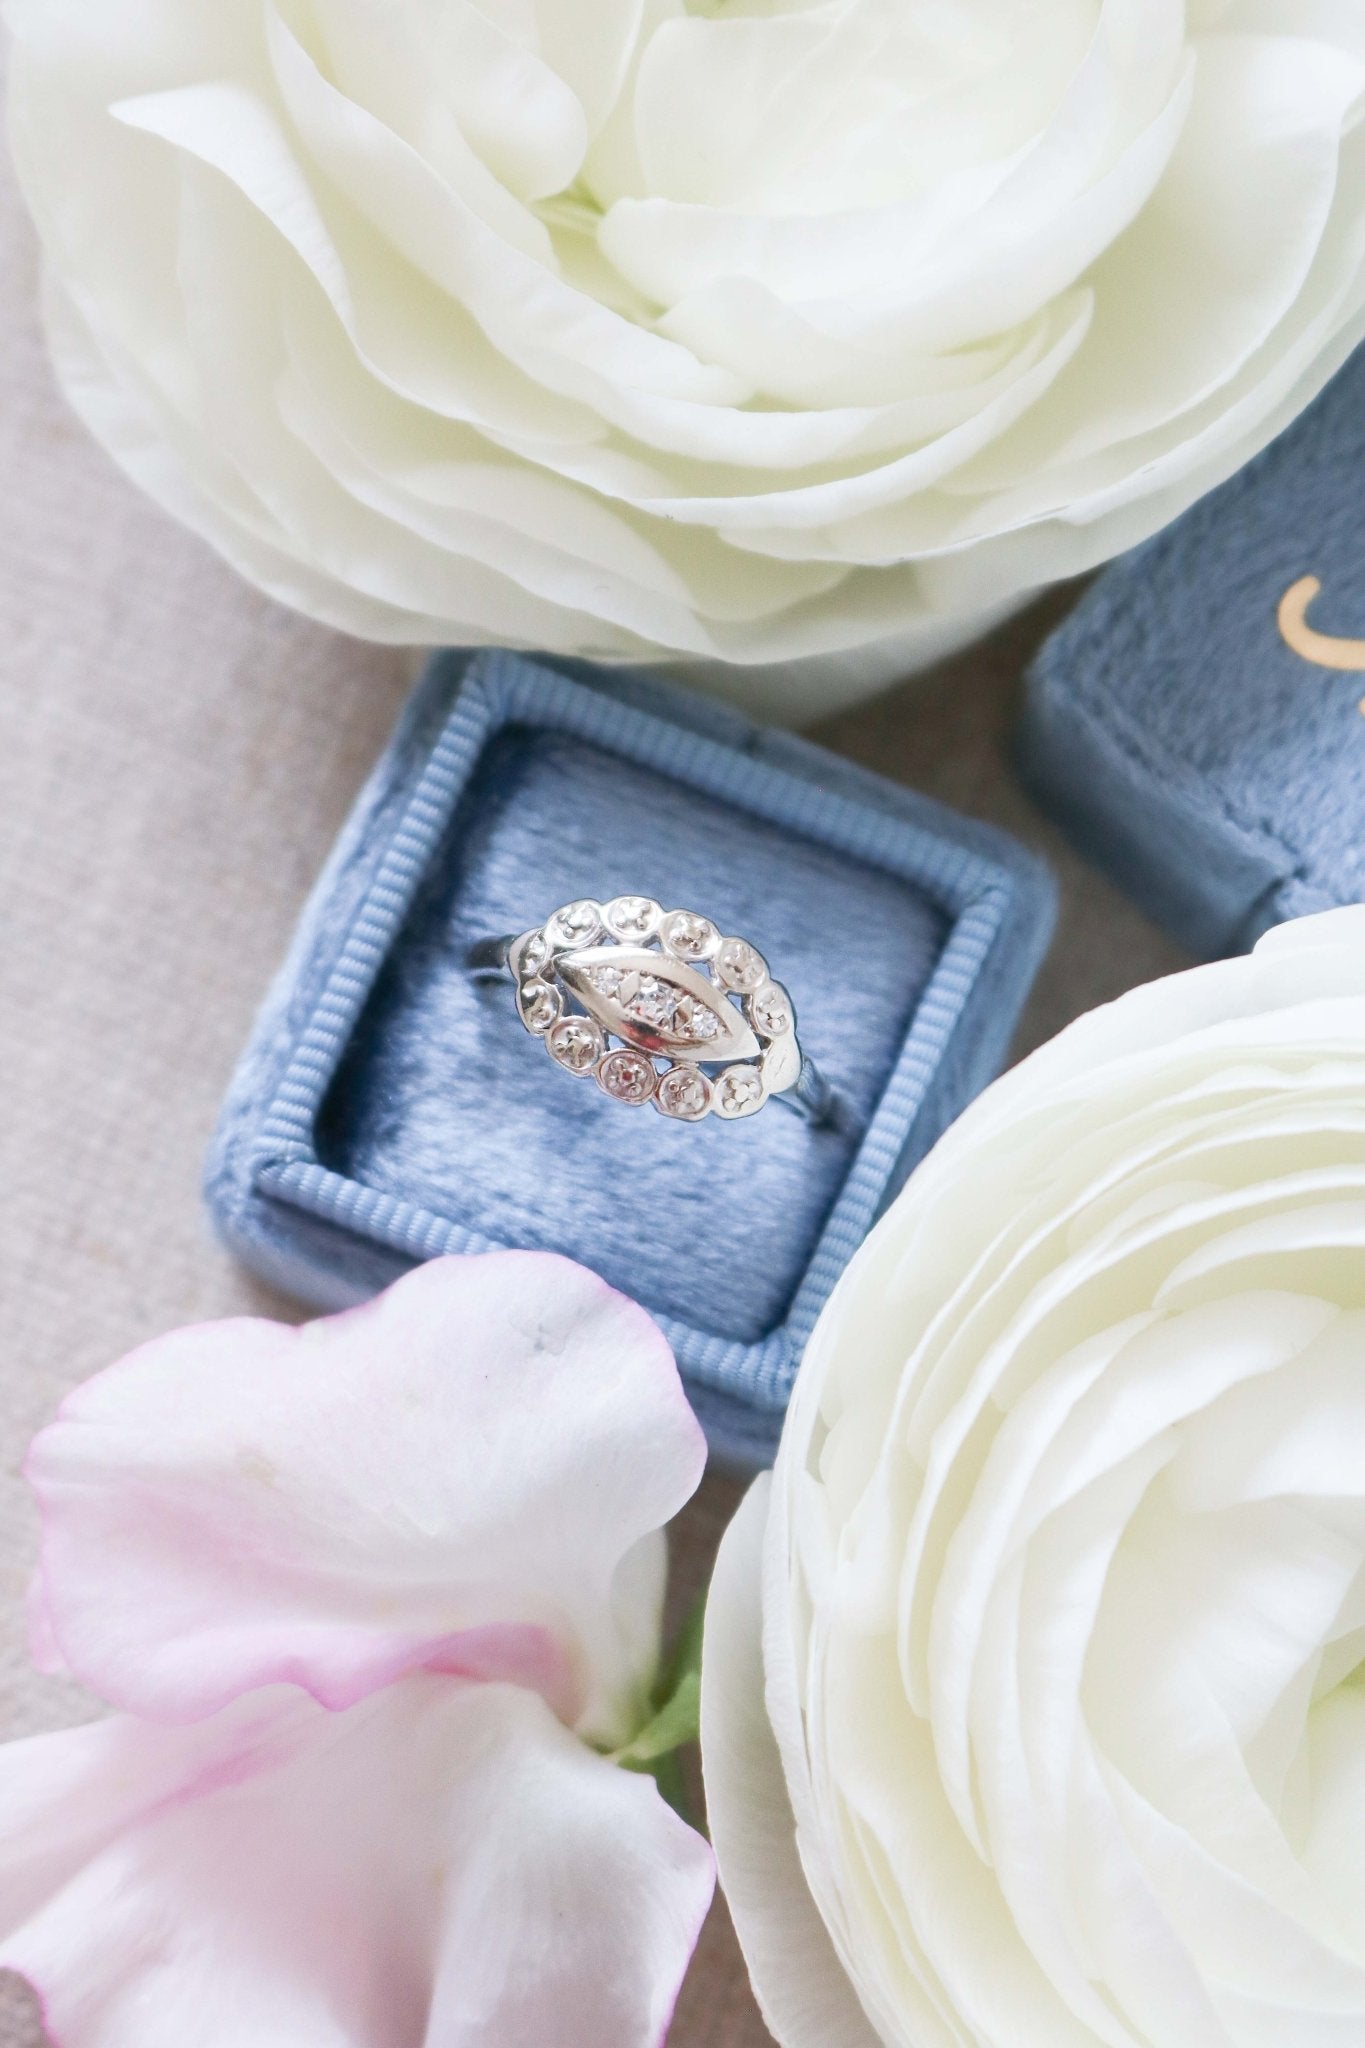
[610,1593,706,1824]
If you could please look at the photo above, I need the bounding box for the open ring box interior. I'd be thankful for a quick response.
[208,651,1055,1466]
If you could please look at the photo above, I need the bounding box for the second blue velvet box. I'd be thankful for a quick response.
[207,651,1054,1467]
[1020,344,1365,957]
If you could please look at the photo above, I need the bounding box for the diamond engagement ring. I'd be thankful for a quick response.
[467,895,844,1127]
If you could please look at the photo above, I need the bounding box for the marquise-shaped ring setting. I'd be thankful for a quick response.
[558,948,760,1065]
[473,895,832,1125]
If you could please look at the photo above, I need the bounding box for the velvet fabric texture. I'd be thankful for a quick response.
[1020,343,1365,959]
[207,652,1054,1466]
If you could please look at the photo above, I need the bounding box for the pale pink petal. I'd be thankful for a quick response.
[26,1254,704,1743]
[24,1562,66,1679]
[0,1676,714,2048]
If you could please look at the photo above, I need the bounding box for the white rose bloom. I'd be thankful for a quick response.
[7,1,1365,717]
[703,907,1365,2046]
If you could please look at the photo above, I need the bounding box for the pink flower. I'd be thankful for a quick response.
[0,1253,714,2047]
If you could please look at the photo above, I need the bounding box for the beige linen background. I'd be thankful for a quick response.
[0,91,1188,2048]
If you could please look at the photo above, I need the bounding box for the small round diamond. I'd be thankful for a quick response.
[586,964,625,999]
[548,1016,603,1074]
[750,982,792,1038]
[546,899,602,948]
[597,1049,658,1105]
[517,980,561,1035]
[716,1066,764,1118]
[605,895,662,940]
[661,910,718,962]
[716,937,767,993]
[626,975,677,1029]
[656,1066,712,1121]
[671,995,721,1044]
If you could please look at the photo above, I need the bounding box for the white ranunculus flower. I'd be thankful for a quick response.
[8,3,1365,718]
[703,907,1365,2046]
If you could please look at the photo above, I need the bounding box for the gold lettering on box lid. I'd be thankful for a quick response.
[1278,576,1365,714]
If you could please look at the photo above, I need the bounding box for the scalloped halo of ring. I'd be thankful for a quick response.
[509,896,802,1122]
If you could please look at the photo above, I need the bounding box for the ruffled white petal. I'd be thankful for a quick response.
[701,1480,885,2048]
[9,0,1365,706]
[705,909,1365,2045]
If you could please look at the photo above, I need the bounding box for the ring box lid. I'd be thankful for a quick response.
[1020,343,1365,957]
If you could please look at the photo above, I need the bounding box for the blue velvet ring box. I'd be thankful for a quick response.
[207,650,1055,1467]
[1020,344,1365,958]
